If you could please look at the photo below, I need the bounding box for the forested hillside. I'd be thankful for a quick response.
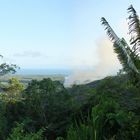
[0,4,140,140]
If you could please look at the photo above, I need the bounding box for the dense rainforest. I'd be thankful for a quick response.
[0,5,140,140]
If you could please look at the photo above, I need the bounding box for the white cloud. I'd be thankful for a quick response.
[14,51,45,58]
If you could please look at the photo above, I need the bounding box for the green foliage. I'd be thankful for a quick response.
[0,77,26,140]
[57,95,140,140]
[92,99,133,140]
[0,63,17,76]
[7,78,24,92]
[0,98,26,139]
[0,55,18,77]
[0,75,140,140]
[2,78,25,99]
[22,78,73,139]
[7,123,44,140]
[0,100,8,140]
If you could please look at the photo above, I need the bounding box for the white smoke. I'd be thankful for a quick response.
[64,38,122,87]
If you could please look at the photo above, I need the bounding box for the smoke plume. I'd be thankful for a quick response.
[64,38,122,87]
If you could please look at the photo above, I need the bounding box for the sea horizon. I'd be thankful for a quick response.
[16,68,73,76]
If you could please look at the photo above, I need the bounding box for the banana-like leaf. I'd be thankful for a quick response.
[101,17,139,74]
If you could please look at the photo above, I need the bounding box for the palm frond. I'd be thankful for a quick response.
[113,42,131,72]
[101,17,119,43]
[127,5,140,54]
[113,42,140,84]
[101,17,139,74]
[101,6,140,85]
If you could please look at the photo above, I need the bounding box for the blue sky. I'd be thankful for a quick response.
[0,0,140,69]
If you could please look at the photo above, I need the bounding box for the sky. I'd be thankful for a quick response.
[0,0,140,70]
